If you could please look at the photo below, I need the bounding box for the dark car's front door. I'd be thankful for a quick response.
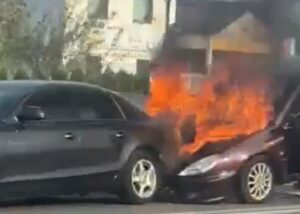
[3,85,127,184]
[1,86,83,182]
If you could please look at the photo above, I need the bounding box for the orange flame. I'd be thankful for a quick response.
[146,58,273,155]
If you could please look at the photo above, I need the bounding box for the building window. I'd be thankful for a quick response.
[88,0,109,20]
[133,0,153,24]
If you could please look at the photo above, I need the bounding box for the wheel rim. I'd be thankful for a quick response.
[131,159,157,199]
[247,162,273,201]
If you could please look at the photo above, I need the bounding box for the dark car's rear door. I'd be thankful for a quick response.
[64,87,126,174]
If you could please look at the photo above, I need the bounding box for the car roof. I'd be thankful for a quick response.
[0,80,113,94]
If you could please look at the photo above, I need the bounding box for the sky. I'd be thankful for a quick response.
[24,0,64,28]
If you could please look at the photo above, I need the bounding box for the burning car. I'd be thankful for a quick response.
[158,72,300,204]
[174,128,285,204]
[145,53,300,203]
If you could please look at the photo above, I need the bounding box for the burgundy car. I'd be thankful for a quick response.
[171,77,300,204]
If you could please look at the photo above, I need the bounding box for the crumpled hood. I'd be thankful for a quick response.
[176,135,248,172]
[177,128,275,172]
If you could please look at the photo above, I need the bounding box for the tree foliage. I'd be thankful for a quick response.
[0,0,150,95]
[0,0,31,78]
[0,0,64,80]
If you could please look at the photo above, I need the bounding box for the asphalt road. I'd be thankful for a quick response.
[0,185,300,214]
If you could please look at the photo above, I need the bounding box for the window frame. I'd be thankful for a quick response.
[113,94,149,121]
[17,85,78,123]
[15,85,126,123]
[133,0,153,24]
[68,87,126,121]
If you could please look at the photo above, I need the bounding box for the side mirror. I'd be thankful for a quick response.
[17,106,45,122]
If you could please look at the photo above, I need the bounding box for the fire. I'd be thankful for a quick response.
[146,58,273,155]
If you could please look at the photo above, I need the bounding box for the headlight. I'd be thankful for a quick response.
[178,155,220,176]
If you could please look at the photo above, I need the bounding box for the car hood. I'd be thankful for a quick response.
[178,127,280,170]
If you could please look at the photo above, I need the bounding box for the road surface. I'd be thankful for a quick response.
[0,185,300,214]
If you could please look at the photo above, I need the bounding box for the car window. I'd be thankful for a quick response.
[70,88,124,120]
[113,95,149,120]
[24,86,124,121]
[23,87,79,121]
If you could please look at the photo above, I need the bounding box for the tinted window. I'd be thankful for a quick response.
[113,95,149,121]
[23,87,78,121]
[71,88,123,120]
[24,86,123,121]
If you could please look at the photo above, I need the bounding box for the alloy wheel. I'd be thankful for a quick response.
[247,162,273,201]
[131,159,157,199]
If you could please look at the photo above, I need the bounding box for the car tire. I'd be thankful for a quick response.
[237,155,274,204]
[119,150,162,204]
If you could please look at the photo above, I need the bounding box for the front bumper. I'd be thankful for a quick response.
[170,170,236,202]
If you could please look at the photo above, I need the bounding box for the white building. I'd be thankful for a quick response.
[63,0,175,74]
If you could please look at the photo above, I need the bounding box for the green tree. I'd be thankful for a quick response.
[14,69,29,80]
[99,68,116,90]
[0,0,65,80]
[70,68,85,82]
[50,66,68,80]
[0,0,32,78]
[115,71,134,92]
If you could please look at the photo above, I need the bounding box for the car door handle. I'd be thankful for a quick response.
[115,131,124,139]
[64,133,75,140]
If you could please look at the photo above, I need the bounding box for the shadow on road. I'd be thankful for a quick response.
[0,196,125,208]
[0,185,294,208]
[0,195,211,208]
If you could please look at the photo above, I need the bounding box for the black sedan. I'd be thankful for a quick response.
[0,80,170,204]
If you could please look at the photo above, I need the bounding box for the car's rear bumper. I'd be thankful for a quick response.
[170,170,236,202]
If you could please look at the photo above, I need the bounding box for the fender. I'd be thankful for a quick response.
[117,135,140,168]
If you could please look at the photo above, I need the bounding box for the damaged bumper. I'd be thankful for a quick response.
[171,170,236,202]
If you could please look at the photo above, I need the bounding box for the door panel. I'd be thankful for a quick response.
[0,121,72,182]
[0,120,122,181]
[57,87,127,175]
[74,121,125,173]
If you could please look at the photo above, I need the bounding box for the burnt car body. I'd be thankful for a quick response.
[0,80,168,203]
[171,77,300,203]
